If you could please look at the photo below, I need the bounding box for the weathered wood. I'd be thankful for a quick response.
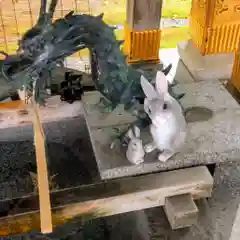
[163,194,199,229]
[0,96,83,129]
[126,0,162,30]
[0,166,213,236]
[126,0,135,29]
[0,99,25,109]
[31,99,52,233]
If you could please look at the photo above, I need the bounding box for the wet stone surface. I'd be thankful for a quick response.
[0,117,99,200]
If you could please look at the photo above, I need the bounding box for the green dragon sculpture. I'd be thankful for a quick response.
[0,0,184,142]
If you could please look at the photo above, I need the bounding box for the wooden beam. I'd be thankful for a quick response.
[163,194,199,229]
[126,0,162,30]
[126,0,135,29]
[0,100,25,109]
[0,166,213,236]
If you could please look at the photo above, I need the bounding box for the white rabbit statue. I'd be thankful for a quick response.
[140,71,187,162]
[126,125,145,165]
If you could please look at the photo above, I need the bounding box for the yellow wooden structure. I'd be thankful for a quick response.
[190,0,240,55]
[123,23,161,63]
[123,0,162,63]
[230,42,240,91]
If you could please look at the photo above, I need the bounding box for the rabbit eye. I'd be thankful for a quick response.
[163,103,167,110]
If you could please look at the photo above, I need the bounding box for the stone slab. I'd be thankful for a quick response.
[177,40,234,82]
[174,60,195,84]
[83,80,240,180]
[82,92,137,128]
[163,194,199,229]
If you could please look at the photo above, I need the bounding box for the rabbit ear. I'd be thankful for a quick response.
[155,71,168,95]
[144,98,151,116]
[140,75,158,100]
[133,125,140,138]
[127,128,135,139]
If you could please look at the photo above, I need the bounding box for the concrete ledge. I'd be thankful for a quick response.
[177,40,234,81]
[82,80,240,180]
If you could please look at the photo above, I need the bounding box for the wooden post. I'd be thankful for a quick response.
[177,0,240,81]
[17,87,53,234]
[124,0,162,63]
[31,99,52,234]
[126,0,162,30]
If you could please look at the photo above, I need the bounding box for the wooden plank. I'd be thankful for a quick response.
[163,194,199,229]
[31,99,52,234]
[0,96,83,129]
[0,166,213,236]
[0,100,25,109]
[131,0,162,30]
[17,89,53,233]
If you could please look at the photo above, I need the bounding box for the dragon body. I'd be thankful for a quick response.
[0,0,184,140]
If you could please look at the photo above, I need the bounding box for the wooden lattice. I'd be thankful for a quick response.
[0,0,93,57]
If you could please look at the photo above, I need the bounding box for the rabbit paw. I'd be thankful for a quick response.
[144,142,156,153]
[158,150,174,162]
[134,158,144,165]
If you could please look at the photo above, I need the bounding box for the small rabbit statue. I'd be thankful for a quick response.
[140,71,187,162]
[126,125,145,165]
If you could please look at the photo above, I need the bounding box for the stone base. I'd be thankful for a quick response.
[82,80,240,180]
[177,40,234,81]
[163,194,199,229]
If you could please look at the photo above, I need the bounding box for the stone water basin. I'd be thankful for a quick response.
[0,116,100,201]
